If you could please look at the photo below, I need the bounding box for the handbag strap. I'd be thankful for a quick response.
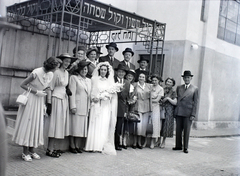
[26,87,32,97]
[148,112,152,124]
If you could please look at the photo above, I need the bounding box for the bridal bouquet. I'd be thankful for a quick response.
[99,83,123,100]
[107,83,123,94]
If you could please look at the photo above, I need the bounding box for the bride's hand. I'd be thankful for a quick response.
[92,98,99,103]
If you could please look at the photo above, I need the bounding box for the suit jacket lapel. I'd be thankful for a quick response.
[180,84,192,100]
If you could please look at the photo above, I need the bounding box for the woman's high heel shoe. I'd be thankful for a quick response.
[160,143,165,149]
[137,144,143,149]
[22,153,32,162]
[69,147,78,154]
[46,149,60,158]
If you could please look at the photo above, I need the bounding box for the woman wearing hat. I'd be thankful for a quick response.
[85,47,102,78]
[149,74,164,149]
[46,53,75,157]
[68,61,91,153]
[124,69,138,148]
[68,46,87,74]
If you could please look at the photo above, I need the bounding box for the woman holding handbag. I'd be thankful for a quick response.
[12,57,58,162]
[132,73,152,149]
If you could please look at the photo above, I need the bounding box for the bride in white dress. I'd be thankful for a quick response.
[85,62,119,155]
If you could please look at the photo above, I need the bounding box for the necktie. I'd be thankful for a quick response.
[127,62,130,68]
[185,85,188,90]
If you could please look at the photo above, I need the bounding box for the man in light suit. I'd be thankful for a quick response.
[173,70,199,154]
[120,48,136,70]
[114,64,130,151]
[99,42,120,71]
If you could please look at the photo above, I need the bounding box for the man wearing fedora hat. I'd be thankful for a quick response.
[173,70,199,154]
[99,42,120,71]
[135,56,149,82]
[114,64,131,150]
[120,48,136,70]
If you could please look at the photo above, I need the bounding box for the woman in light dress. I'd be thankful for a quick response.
[12,57,58,161]
[68,61,91,153]
[149,74,164,149]
[85,62,117,155]
[46,53,75,157]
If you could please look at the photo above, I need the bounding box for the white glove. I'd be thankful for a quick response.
[35,90,47,97]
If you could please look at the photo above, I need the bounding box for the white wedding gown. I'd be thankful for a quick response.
[85,76,117,155]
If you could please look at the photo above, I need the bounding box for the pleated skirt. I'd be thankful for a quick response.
[12,94,45,148]
[48,96,70,138]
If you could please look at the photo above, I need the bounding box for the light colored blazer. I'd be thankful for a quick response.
[69,75,91,116]
[175,84,198,117]
[133,82,152,113]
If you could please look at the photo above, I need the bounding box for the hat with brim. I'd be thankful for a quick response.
[57,53,77,63]
[106,42,119,52]
[126,69,136,77]
[181,70,193,77]
[114,63,129,72]
[76,61,91,72]
[72,45,86,55]
[122,48,134,56]
[137,56,149,63]
[86,47,102,57]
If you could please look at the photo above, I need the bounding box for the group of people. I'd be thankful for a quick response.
[12,42,199,162]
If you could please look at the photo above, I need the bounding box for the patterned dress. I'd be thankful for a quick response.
[161,87,176,138]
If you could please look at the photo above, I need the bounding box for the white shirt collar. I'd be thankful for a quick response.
[138,82,145,90]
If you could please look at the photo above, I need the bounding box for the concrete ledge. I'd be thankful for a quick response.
[193,121,240,130]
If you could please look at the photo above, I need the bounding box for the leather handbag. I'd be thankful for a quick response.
[16,88,31,105]
[127,111,140,122]
[146,113,153,135]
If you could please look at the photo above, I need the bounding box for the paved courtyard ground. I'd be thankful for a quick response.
[6,128,240,176]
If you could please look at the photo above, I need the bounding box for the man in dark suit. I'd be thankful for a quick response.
[99,42,120,71]
[114,64,130,151]
[120,48,136,70]
[173,70,199,154]
[135,56,149,82]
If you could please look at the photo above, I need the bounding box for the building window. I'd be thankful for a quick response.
[217,0,240,46]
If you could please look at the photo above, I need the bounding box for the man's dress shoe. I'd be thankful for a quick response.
[183,149,188,153]
[115,146,122,151]
[172,147,182,150]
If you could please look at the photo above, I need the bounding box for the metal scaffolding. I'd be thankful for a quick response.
[7,0,166,75]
